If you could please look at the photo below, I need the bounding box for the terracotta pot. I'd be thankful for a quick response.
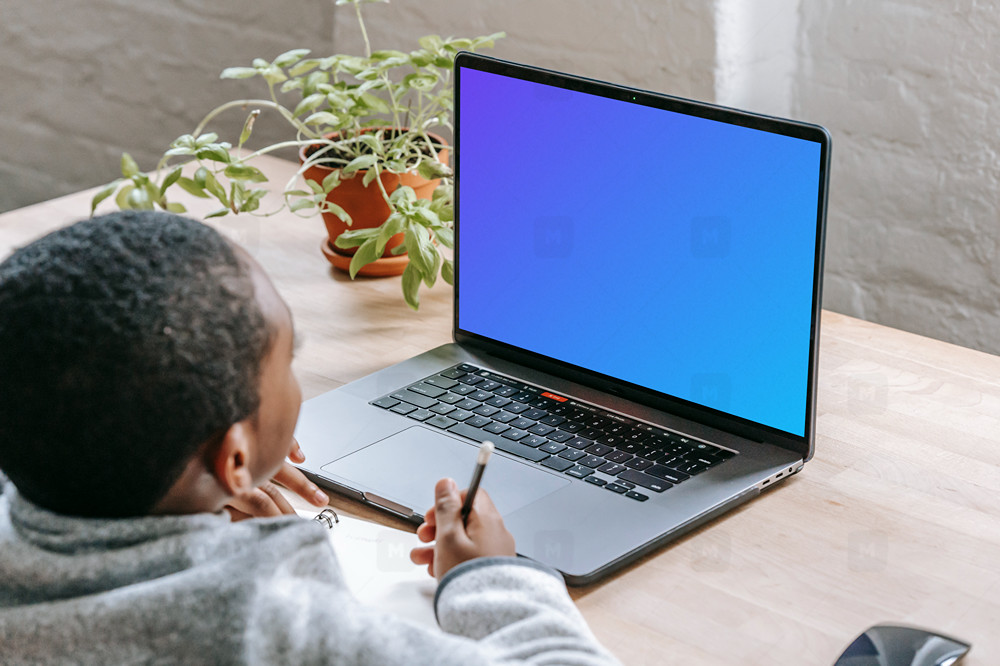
[300,129,449,277]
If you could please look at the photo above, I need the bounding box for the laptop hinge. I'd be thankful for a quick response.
[363,492,421,521]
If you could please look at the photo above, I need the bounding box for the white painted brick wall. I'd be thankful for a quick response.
[3,0,997,354]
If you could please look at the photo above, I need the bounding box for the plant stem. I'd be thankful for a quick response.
[355,1,372,58]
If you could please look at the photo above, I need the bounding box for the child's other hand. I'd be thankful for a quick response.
[409,478,516,581]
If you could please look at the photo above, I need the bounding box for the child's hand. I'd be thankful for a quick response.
[224,439,329,520]
[410,478,516,581]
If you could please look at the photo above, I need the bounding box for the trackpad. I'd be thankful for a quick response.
[322,426,569,516]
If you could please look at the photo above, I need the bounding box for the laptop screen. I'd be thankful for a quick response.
[455,59,826,438]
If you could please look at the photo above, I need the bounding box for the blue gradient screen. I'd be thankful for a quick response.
[457,67,822,436]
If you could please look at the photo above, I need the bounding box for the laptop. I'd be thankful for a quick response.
[293,53,831,585]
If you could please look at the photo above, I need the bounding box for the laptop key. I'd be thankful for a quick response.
[541,457,574,472]
[585,476,607,487]
[493,411,517,423]
[457,374,485,386]
[566,437,592,450]
[606,450,633,463]
[456,399,480,411]
[585,443,613,457]
[523,408,548,420]
[470,390,493,402]
[646,465,690,484]
[465,415,492,428]
[472,404,500,417]
[625,491,649,502]
[483,422,510,434]
[477,379,501,391]
[625,457,653,471]
[447,409,474,422]
[604,483,629,494]
[565,465,593,479]
[547,431,573,443]
[540,414,566,426]
[424,376,459,390]
[408,383,446,398]
[390,402,417,415]
[503,402,530,414]
[372,396,400,409]
[430,403,456,415]
[527,423,555,436]
[493,438,550,462]
[406,409,434,422]
[451,384,476,396]
[559,421,584,433]
[510,417,536,430]
[391,390,437,409]
[580,455,605,468]
[598,462,628,476]
[539,442,566,454]
[511,391,536,403]
[559,449,586,461]
[425,415,457,429]
[501,428,528,441]
[438,392,464,405]
[486,396,512,408]
[457,363,479,372]
[440,367,467,379]
[617,469,672,493]
[493,386,519,397]
[521,435,547,448]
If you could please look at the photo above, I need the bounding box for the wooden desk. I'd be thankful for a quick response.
[3,155,998,665]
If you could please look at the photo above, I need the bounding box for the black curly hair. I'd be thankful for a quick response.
[0,211,273,517]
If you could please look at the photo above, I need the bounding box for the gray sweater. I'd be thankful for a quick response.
[0,480,619,665]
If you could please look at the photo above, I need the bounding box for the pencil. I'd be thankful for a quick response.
[461,440,494,525]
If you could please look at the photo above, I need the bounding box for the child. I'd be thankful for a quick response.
[0,211,619,665]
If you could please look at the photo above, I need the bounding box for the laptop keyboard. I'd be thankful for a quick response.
[371,364,736,502]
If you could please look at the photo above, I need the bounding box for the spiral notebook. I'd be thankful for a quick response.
[297,507,437,627]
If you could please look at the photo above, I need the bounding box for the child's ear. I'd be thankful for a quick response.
[211,421,255,496]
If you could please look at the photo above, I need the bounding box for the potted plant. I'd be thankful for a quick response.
[92,0,502,309]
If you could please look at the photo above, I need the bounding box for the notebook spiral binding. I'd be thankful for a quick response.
[313,508,339,529]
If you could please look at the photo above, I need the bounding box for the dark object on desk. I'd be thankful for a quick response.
[834,624,970,666]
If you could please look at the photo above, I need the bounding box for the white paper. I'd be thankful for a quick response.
[296,508,438,627]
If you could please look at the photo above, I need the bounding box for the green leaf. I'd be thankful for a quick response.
[342,154,378,176]
[196,145,232,164]
[165,202,187,214]
[375,213,405,255]
[434,226,454,249]
[348,238,380,279]
[401,73,437,92]
[176,176,210,198]
[164,146,195,157]
[115,183,135,209]
[261,65,287,85]
[203,171,228,205]
[321,170,341,192]
[273,48,311,69]
[401,262,421,310]
[193,167,209,188]
[294,92,328,117]
[303,111,341,126]
[321,201,351,224]
[289,198,315,213]
[335,227,379,248]
[441,258,454,285]
[362,167,379,188]
[305,178,324,195]
[195,132,219,147]
[220,66,259,80]
[418,35,444,53]
[126,186,151,209]
[224,164,268,182]
[360,93,391,114]
[404,224,432,277]
[160,166,183,195]
[288,58,320,77]
[90,180,121,215]
[120,153,140,178]
[239,109,260,145]
[205,208,230,219]
[416,159,450,180]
